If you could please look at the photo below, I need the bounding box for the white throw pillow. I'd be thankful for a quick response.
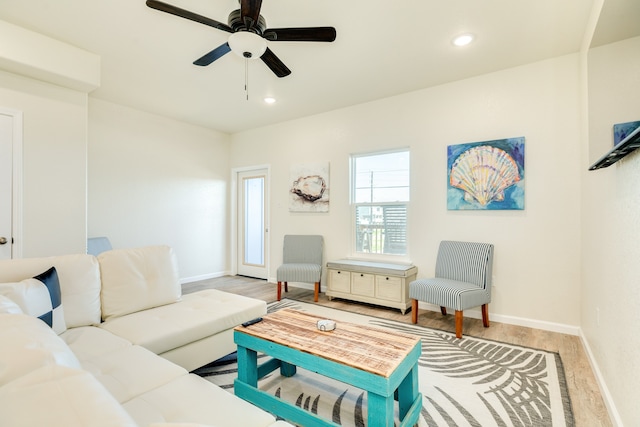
[99,245,181,321]
[0,266,66,334]
[0,313,81,386]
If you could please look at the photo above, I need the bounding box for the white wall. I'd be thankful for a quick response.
[583,36,640,426]
[0,70,88,257]
[88,99,232,280]
[231,54,583,330]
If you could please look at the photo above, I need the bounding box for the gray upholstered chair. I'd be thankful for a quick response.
[87,237,113,256]
[277,235,324,302]
[410,240,494,338]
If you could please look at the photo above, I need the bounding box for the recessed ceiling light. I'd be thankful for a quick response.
[264,97,276,104]
[453,34,474,47]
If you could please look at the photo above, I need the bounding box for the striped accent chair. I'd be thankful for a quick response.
[87,236,112,256]
[277,235,324,302]
[410,240,494,338]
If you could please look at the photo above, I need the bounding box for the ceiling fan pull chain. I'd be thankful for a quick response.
[244,57,249,101]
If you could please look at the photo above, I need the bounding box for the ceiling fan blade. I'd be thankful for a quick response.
[260,48,291,78]
[240,0,263,30]
[193,43,232,66]
[146,0,233,33]
[263,27,336,42]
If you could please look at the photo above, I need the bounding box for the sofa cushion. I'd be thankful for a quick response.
[123,374,278,427]
[99,245,181,321]
[99,289,266,355]
[0,365,138,427]
[0,313,81,386]
[0,267,67,334]
[60,326,132,363]
[0,254,102,328]
[0,295,22,314]
[81,345,188,403]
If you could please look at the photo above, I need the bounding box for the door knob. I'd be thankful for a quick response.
[0,237,7,245]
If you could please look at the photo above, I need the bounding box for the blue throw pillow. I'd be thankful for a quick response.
[33,267,66,333]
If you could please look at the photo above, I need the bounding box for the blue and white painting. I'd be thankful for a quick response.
[447,137,525,210]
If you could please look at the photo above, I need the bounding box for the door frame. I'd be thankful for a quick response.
[230,164,270,278]
[0,107,23,259]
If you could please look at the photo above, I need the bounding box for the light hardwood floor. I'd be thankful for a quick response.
[184,275,612,427]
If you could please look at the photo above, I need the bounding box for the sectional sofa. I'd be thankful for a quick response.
[0,245,292,427]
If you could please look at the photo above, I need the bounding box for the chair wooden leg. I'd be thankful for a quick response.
[455,310,463,339]
[411,300,418,324]
[482,304,490,328]
[440,306,447,316]
[284,282,288,292]
[277,281,282,301]
[314,282,320,302]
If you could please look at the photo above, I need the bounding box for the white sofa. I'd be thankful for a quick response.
[0,245,292,427]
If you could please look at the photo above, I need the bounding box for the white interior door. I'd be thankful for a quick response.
[0,113,14,260]
[236,168,269,279]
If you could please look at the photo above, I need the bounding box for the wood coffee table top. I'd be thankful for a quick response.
[234,308,421,378]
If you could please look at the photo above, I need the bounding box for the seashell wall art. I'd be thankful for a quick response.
[289,162,330,212]
[447,137,525,210]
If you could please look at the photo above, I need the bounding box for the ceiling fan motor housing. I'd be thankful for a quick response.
[228,9,266,34]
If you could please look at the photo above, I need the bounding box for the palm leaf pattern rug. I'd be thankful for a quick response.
[194,299,574,427]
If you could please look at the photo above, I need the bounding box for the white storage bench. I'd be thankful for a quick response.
[326,259,418,314]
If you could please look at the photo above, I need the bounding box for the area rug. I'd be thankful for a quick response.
[194,299,574,427]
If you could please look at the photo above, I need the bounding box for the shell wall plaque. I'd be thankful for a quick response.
[447,137,525,210]
[289,162,330,212]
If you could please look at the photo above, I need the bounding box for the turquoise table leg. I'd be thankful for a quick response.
[367,392,395,427]
[280,361,297,377]
[236,345,258,387]
[398,364,419,419]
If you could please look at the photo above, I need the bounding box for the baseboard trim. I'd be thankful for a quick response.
[276,285,581,336]
[180,271,229,284]
[276,284,581,336]
[417,302,581,336]
[579,329,622,427]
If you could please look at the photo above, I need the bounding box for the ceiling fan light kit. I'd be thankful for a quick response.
[145,0,336,78]
[229,32,267,59]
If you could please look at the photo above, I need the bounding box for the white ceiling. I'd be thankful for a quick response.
[1,0,638,134]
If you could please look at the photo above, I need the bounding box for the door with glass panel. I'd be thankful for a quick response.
[0,112,14,260]
[237,169,268,279]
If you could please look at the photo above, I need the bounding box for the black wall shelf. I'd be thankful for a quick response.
[589,126,640,170]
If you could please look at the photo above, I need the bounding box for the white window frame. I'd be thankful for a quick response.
[350,148,410,261]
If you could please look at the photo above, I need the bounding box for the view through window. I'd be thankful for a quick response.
[351,149,410,256]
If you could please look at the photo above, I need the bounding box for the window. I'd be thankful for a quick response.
[351,149,410,256]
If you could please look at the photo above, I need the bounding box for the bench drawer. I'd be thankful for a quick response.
[328,270,350,293]
[375,276,402,302]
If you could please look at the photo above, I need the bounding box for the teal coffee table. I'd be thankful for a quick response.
[233,308,422,427]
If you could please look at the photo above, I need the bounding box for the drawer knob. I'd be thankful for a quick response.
[386,277,389,280]
[360,273,364,277]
